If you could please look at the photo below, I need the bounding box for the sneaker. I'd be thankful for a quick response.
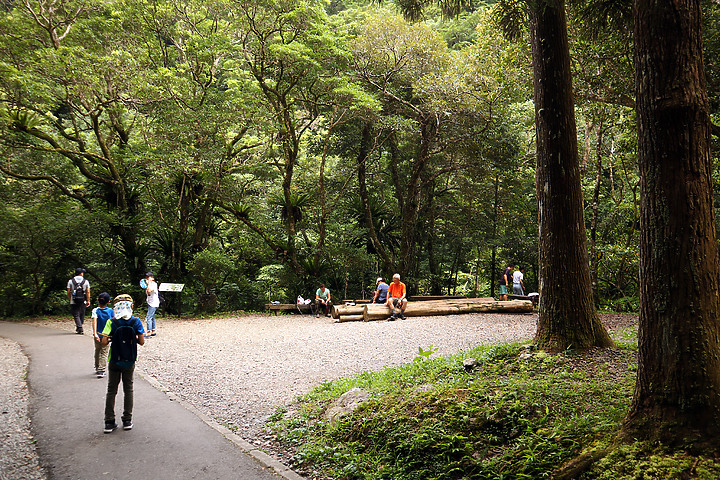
[122,420,133,430]
[399,313,406,320]
[96,371,106,378]
[316,314,320,318]
[387,316,396,321]
[104,422,118,433]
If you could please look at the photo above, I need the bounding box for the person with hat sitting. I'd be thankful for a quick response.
[373,277,389,304]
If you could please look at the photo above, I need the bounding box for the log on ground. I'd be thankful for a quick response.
[337,314,364,323]
[331,304,365,319]
[362,299,533,322]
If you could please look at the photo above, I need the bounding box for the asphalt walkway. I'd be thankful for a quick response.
[0,322,301,480]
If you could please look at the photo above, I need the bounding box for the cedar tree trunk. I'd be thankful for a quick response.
[623,0,720,446]
[529,0,614,351]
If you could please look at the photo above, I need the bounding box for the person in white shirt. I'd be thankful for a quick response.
[512,266,525,296]
[67,267,90,334]
[144,272,160,336]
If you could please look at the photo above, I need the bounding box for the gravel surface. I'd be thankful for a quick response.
[0,338,47,480]
[138,312,542,442]
[4,311,637,474]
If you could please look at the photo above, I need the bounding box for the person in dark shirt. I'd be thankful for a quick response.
[499,264,513,301]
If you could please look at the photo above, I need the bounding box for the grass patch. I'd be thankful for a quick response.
[266,328,720,479]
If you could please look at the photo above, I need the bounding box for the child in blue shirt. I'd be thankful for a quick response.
[100,294,145,433]
[91,292,114,378]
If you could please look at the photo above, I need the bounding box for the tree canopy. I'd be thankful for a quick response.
[1,0,719,322]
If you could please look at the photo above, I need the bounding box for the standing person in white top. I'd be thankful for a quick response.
[144,272,160,336]
[67,267,90,334]
[512,265,525,296]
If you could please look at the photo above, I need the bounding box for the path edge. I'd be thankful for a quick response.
[138,369,304,480]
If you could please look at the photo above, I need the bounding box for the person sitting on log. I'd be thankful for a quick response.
[386,274,407,321]
[315,284,332,318]
[373,277,389,304]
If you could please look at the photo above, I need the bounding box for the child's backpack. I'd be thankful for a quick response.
[71,278,86,304]
[110,317,138,369]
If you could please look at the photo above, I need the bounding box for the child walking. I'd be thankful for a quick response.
[91,292,114,378]
[100,294,145,433]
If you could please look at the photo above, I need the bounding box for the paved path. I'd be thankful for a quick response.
[0,322,300,480]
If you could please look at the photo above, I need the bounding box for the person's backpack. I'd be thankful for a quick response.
[110,317,138,369]
[71,278,86,304]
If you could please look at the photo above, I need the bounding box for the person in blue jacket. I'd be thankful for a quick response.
[91,292,114,378]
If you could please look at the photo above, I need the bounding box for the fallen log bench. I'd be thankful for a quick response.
[331,297,495,321]
[407,295,466,301]
[363,299,533,321]
[332,304,365,320]
[507,293,539,306]
[265,303,314,315]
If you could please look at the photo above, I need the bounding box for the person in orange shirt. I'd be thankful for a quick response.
[386,273,407,320]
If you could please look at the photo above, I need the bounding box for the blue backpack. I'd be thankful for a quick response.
[110,317,139,369]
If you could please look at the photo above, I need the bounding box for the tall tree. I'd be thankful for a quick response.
[622,0,720,446]
[393,0,613,349]
[225,0,356,278]
[527,0,612,350]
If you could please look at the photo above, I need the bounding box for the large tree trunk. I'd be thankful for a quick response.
[623,0,720,447]
[529,0,613,351]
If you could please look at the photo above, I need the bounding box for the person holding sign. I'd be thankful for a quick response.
[144,272,160,336]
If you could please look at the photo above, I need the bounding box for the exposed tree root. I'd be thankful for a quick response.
[552,447,609,480]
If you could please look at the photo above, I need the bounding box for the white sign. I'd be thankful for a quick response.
[159,283,185,292]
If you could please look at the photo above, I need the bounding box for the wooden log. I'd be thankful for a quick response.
[265,303,313,315]
[362,299,533,321]
[331,304,365,319]
[337,314,364,323]
[332,297,494,319]
[353,297,494,321]
[408,295,467,301]
[508,294,540,305]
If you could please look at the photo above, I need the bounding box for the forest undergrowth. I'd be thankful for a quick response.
[266,323,720,480]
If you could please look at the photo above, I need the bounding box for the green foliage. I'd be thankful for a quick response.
[585,444,720,480]
[0,0,655,312]
[413,345,437,362]
[267,340,642,479]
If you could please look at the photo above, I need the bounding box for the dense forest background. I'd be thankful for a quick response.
[1,0,718,316]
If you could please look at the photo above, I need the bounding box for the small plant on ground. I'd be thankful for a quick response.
[413,345,437,362]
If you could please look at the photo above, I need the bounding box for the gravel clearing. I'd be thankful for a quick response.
[0,337,47,480]
[138,312,541,441]
[4,311,637,473]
